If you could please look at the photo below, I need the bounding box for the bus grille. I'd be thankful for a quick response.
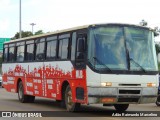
[119,90,140,94]
[119,84,141,86]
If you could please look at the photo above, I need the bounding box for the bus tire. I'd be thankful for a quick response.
[114,104,129,111]
[65,85,80,112]
[18,81,29,103]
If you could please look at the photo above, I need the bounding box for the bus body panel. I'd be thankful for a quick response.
[1,23,159,111]
[87,66,158,104]
[2,61,88,104]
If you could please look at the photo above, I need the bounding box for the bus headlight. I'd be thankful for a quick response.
[101,82,112,87]
[147,83,156,87]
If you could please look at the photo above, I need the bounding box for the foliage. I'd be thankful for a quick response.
[11,31,33,40]
[35,30,44,35]
[11,30,44,40]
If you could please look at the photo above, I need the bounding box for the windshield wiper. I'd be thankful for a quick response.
[126,49,146,73]
[129,58,146,73]
[92,57,113,73]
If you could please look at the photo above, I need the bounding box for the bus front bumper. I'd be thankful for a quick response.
[87,87,158,104]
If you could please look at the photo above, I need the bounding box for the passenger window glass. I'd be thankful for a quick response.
[46,40,57,60]
[26,44,34,61]
[36,42,45,60]
[8,47,15,62]
[16,46,24,62]
[4,48,8,62]
[58,39,69,59]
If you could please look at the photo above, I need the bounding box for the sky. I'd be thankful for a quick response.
[0,0,160,40]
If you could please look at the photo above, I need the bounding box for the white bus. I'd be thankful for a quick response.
[2,23,159,112]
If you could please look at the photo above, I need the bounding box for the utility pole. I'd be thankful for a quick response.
[30,23,36,35]
[19,0,22,38]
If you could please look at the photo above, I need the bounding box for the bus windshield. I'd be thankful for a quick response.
[88,25,158,72]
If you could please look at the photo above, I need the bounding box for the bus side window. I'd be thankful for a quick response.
[35,38,45,61]
[46,40,57,60]
[8,46,15,62]
[26,44,34,61]
[75,34,87,68]
[76,38,85,60]
[46,36,57,60]
[71,32,76,61]
[3,47,8,62]
[16,45,24,62]
[58,38,69,59]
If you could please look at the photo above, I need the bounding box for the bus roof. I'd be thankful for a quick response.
[5,23,152,44]
[5,25,89,44]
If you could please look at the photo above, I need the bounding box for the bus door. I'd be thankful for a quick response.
[33,38,46,97]
[73,33,87,102]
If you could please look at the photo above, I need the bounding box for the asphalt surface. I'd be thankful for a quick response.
[0,87,160,120]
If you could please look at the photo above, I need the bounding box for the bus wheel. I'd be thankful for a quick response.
[114,104,129,111]
[65,85,80,112]
[18,81,35,103]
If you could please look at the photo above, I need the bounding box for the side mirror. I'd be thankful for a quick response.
[77,38,85,52]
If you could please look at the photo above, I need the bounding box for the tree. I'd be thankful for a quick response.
[12,31,33,40]
[12,30,44,40]
[35,30,44,35]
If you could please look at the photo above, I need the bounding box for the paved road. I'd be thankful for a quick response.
[0,87,160,120]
